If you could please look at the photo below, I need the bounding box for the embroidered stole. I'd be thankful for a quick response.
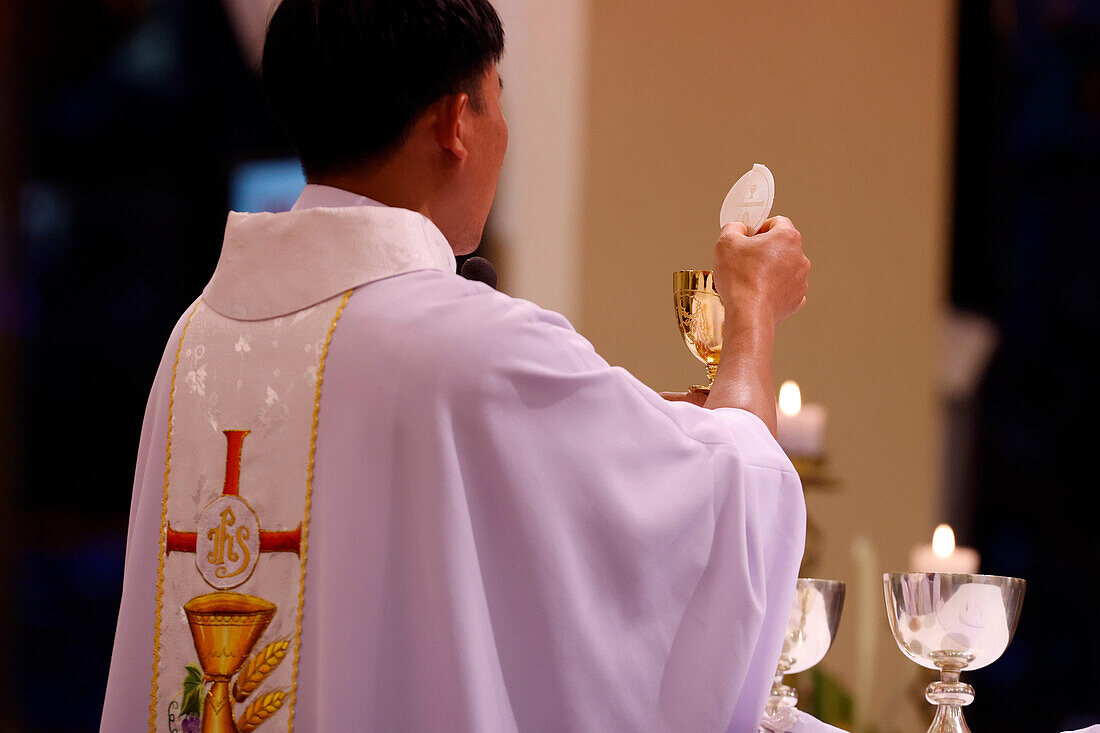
[149,292,350,733]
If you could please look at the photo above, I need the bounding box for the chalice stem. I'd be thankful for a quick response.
[765,673,797,715]
[925,670,974,733]
[691,364,719,394]
[202,676,238,733]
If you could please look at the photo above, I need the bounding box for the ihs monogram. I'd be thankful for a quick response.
[205,502,254,583]
[166,430,301,589]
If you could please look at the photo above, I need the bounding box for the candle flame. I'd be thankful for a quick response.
[932,524,955,559]
[778,381,802,416]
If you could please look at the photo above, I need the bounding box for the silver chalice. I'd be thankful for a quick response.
[883,572,1025,733]
[762,578,846,726]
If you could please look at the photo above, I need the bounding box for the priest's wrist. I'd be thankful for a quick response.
[704,305,778,436]
[720,296,778,344]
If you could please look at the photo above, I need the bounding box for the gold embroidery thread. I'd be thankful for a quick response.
[149,299,201,731]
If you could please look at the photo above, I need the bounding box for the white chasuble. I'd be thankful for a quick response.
[103,185,820,733]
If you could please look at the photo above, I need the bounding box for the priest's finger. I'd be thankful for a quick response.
[720,221,749,238]
[755,215,794,235]
[659,391,709,407]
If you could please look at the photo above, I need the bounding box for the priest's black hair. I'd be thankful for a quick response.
[262,0,505,178]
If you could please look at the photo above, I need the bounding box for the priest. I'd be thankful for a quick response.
[101,0,834,731]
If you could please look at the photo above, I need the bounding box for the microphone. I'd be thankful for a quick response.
[459,256,497,290]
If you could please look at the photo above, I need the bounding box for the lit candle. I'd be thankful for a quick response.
[908,524,980,574]
[775,381,827,457]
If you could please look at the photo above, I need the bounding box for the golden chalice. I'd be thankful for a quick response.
[673,270,724,393]
[184,591,277,733]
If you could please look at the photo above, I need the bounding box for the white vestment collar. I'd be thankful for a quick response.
[204,184,458,320]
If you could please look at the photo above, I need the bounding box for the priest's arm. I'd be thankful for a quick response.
[435,219,816,731]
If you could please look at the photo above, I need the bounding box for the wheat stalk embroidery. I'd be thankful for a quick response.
[181,635,290,732]
[236,690,287,733]
[233,639,290,702]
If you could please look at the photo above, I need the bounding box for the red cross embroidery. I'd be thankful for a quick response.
[166,429,301,556]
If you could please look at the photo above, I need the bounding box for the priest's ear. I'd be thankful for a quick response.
[430,93,470,161]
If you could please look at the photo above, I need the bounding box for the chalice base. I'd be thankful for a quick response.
[764,679,798,715]
[689,364,718,395]
[926,704,972,733]
[760,678,799,732]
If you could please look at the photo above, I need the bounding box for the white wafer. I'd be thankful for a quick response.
[719,163,774,235]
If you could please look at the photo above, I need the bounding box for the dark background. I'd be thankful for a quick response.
[952,1,1100,729]
[0,1,291,730]
[0,0,1098,730]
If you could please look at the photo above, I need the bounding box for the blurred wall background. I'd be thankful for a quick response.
[1,0,1097,731]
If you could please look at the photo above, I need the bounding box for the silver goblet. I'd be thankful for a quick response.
[883,572,1025,733]
[763,578,846,724]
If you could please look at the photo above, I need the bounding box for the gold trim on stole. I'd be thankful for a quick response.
[288,290,351,732]
[150,300,201,729]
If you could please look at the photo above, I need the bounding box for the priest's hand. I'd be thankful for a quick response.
[704,216,809,437]
[712,216,810,327]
